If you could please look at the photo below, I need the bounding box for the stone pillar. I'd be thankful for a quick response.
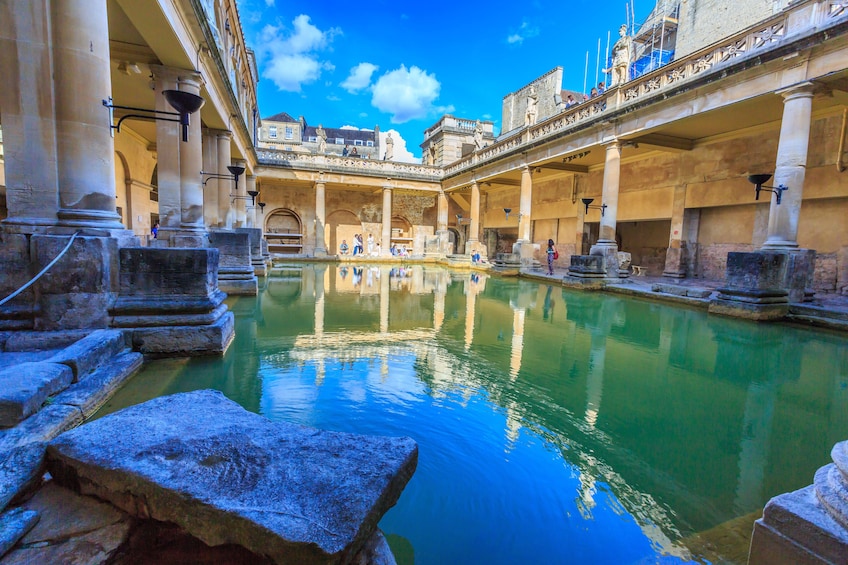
[663,184,688,278]
[216,131,233,229]
[150,65,182,238]
[53,0,122,229]
[246,175,257,229]
[177,71,205,235]
[762,83,815,250]
[469,181,480,244]
[314,180,327,256]
[590,141,622,276]
[437,191,448,232]
[518,166,532,243]
[201,129,219,228]
[234,159,247,228]
[381,186,393,256]
[0,0,60,230]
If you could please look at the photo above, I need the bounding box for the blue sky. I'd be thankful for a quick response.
[236,0,652,160]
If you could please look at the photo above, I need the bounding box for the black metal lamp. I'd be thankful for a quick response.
[201,164,245,193]
[258,202,266,213]
[504,208,512,219]
[581,198,607,217]
[747,174,788,205]
[103,89,205,142]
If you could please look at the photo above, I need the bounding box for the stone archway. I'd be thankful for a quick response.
[114,151,130,229]
[266,208,303,254]
[448,228,460,255]
[327,209,360,256]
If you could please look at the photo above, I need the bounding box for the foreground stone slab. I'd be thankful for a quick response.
[0,508,39,558]
[47,390,418,564]
[0,363,73,428]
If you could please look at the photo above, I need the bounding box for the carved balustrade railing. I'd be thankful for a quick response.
[444,0,848,177]
[256,149,443,181]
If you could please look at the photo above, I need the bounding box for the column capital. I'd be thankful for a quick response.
[149,64,184,83]
[177,70,204,91]
[601,138,622,150]
[775,81,816,101]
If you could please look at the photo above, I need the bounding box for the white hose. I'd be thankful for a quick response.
[0,231,82,307]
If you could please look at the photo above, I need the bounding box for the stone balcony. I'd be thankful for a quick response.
[256,149,443,183]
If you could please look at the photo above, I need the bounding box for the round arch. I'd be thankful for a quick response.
[113,151,131,229]
[265,208,303,254]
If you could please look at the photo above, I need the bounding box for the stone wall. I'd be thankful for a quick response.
[501,67,563,134]
[114,129,158,242]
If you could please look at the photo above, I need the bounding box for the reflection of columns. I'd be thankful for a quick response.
[177,72,205,231]
[585,332,606,429]
[54,0,122,229]
[151,65,182,232]
[437,191,448,232]
[314,265,325,386]
[509,307,526,380]
[0,1,60,229]
[433,283,446,332]
[762,83,814,250]
[233,159,246,228]
[469,181,480,244]
[381,186,393,256]
[518,166,532,242]
[246,175,257,229]
[734,382,777,511]
[314,180,327,255]
[380,267,390,333]
[216,131,233,228]
[464,281,477,351]
[598,141,621,244]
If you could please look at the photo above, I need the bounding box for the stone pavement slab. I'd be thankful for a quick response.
[0,363,73,428]
[46,389,418,564]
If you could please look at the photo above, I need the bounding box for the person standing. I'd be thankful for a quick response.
[151,222,159,240]
[546,239,557,275]
[367,233,375,256]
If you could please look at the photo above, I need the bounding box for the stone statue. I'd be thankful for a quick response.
[524,86,538,127]
[427,142,436,166]
[316,124,327,154]
[474,120,484,149]
[384,132,394,160]
[605,24,633,87]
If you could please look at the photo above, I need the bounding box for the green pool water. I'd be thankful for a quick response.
[97,263,848,564]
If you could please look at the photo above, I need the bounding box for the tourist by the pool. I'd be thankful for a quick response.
[340,240,349,255]
[546,239,557,275]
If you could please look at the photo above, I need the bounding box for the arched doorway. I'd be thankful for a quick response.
[391,216,413,253]
[327,209,360,255]
[448,228,460,255]
[266,209,303,254]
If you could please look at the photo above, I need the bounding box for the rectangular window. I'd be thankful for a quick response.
[366,140,374,147]
[269,126,277,139]
[285,127,293,140]
[308,136,317,142]
[335,138,344,145]
[354,140,363,146]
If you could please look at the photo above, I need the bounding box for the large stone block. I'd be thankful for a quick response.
[47,390,418,564]
[46,329,126,382]
[568,255,605,277]
[118,247,220,298]
[0,363,73,428]
[128,311,235,357]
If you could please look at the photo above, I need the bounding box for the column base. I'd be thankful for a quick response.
[709,251,790,321]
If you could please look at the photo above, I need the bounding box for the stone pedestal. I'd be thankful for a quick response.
[568,255,606,278]
[209,232,258,296]
[235,227,267,277]
[110,248,235,356]
[709,252,790,321]
[663,243,688,278]
[748,440,848,564]
[512,241,537,265]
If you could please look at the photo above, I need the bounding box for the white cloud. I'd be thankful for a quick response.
[341,62,378,93]
[264,0,275,6]
[340,125,360,130]
[507,21,539,45]
[380,129,417,163]
[358,112,368,118]
[370,65,453,123]
[258,15,340,92]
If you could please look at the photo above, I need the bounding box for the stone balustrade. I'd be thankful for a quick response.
[444,0,848,178]
[257,149,442,181]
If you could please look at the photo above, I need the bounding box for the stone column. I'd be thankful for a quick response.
[518,166,532,243]
[233,159,247,228]
[177,71,205,235]
[762,83,815,250]
[53,0,122,229]
[437,191,448,232]
[469,181,480,245]
[590,141,622,276]
[216,131,233,229]
[0,0,60,230]
[314,179,327,256]
[201,129,218,228]
[246,175,257,229]
[663,184,688,278]
[381,186,393,256]
[150,65,182,239]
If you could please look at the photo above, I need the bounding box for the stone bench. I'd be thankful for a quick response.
[47,390,418,564]
[631,265,645,276]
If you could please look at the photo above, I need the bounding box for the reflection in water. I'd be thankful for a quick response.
[98,263,848,565]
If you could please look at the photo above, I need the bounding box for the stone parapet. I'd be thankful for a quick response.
[209,231,258,295]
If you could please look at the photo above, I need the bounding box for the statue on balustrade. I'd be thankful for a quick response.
[384,132,394,161]
[604,24,633,87]
[316,124,327,154]
[474,120,484,149]
[524,86,538,127]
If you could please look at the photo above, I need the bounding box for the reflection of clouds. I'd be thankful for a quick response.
[340,375,367,404]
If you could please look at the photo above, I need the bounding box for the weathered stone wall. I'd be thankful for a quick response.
[501,68,563,134]
[674,0,789,59]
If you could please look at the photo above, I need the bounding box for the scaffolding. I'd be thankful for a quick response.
[629,0,680,79]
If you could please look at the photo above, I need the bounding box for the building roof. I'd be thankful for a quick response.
[264,112,297,123]
[303,125,376,143]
